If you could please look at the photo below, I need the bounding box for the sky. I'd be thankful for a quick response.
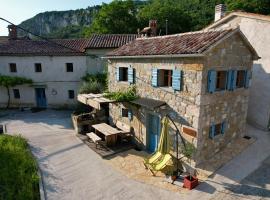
[0,0,112,36]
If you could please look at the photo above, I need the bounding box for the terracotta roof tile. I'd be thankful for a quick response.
[107,29,234,57]
[0,34,138,56]
[87,34,139,48]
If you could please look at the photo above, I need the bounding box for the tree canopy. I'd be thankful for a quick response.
[83,0,140,36]
[83,0,270,37]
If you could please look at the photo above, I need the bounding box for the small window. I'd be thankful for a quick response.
[66,63,73,72]
[236,70,245,88]
[214,123,222,137]
[35,63,42,72]
[9,63,17,72]
[68,90,75,99]
[121,108,129,117]
[119,67,128,81]
[13,89,20,99]
[216,71,227,91]
[158,69,173,87]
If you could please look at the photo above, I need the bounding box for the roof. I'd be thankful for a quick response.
[87,34,139,49]
[131,98,166,110]
[0,34,139,56]
[107,29,234,57]
[206,11,270,30]
[0,38,86,56]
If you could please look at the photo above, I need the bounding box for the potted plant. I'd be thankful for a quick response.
[182,142,198,190]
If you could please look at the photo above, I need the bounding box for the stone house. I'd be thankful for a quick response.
[105,28,259,165]
[0,25,138,108]
[206,5,270,130]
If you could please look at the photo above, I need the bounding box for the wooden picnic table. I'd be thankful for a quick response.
[92,123,122,146]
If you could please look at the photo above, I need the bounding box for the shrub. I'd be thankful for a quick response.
[0,135,40,200]
[104,86,139,102]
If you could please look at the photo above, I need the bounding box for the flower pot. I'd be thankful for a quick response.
[171,175,177,182]
[183,175,199,190]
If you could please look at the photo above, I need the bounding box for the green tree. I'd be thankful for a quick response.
[138,0,192,35]
[226,0,270,15]
[0,75,33,108]
[83,0,139,36]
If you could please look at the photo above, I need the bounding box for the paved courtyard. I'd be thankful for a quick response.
[0,109,270,200]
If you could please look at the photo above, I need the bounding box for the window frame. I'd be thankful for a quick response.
[215,71,227,91]
[13,89,20,99]
[119,67,129,82]
[68,90,75,99]
[9,63,17,73]
[35,63,42,73]
[66,63,74,72]
[158,69,173,87]
[236,70,246,88]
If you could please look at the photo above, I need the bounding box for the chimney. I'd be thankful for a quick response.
[215,4,227,22]
[149,20,157,37]
[8,25,17,40]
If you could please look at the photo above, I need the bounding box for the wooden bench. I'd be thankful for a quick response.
[116,121,132,143]
[87,132,102,148]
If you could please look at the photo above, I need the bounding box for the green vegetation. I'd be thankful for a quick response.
[0,75,33,108]
[104,86,139,102]
[79,73,108,94]
[18,0,270,39]
[0,135,40,200]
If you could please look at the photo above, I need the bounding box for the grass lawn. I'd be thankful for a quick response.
[0,135,40,200]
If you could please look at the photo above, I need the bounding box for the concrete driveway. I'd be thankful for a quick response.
[0,110,183,200]
[1,110,270,200]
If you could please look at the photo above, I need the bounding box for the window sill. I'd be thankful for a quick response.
[158,87,174,92]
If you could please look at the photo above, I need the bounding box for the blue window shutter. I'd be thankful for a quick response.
[208,70,216,93]
[128,110,133,121]
[151,68,159,87]
[226,70,233,91]
[209,124,215,139]
[244,70,251,88]
[221,121,227,135]
[172,69,182,91]
[116,67,120,81]
[232,70,237,90]
[128,67,134,84]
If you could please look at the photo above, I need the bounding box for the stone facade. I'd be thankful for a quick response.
[107,32,255,166]
[206,13,270,130]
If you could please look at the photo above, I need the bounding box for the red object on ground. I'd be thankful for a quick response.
[183,176,199,190]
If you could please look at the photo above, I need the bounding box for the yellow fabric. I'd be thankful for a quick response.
[152,154,172,171]
[157,117,171,154]
[145,151,162,165]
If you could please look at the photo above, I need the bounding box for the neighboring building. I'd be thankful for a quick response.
[205,5,270,130]
[105,28,259,165]
[0,26,138,108]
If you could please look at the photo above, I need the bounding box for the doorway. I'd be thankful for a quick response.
[146,113,161,153]
[35,88,47,108]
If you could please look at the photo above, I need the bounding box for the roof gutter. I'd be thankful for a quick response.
[102,54,205,59]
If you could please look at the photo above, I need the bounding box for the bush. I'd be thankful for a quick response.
[104,86,139,102]
[0,135,40,200]
[79,73,108,94]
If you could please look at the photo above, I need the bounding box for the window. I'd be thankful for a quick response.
[66,63,73,72]
[118,67,128,81]
[9,63,17,72]
[13,89,20,99]
[209,121,226,139]
[236,70,245,88]
[121,108,129,117]
[35,63,42,72]
[216,71,227,91]
[158,70,172,87]
[68,90,75,99]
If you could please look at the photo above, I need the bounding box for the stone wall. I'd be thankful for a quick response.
[107,32,254,166]
[197,33,253,164]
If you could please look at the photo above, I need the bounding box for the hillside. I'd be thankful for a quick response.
[18,6,101,39]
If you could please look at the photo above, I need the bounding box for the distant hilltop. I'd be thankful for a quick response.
[18,6,101,39]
